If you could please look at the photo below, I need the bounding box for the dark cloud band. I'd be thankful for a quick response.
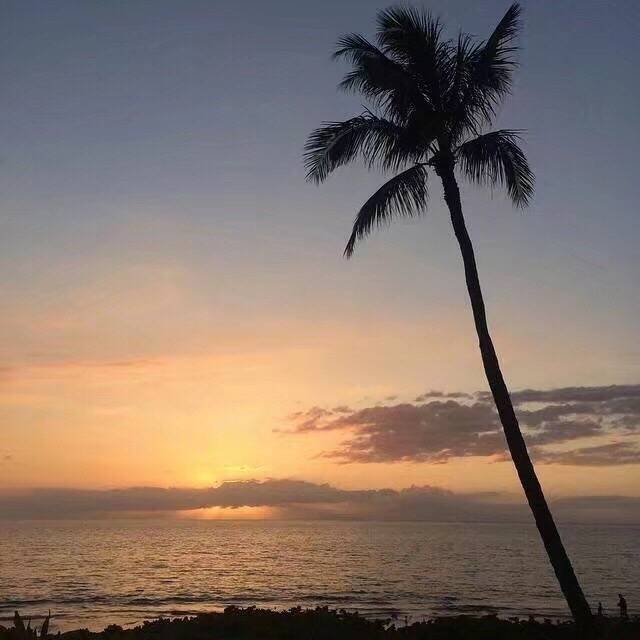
[2,479,639,523]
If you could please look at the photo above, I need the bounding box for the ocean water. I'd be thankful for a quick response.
[1,520,638,631]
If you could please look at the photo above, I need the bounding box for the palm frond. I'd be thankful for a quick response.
[333,33,382,66]
[376,6,453,108]
[453,3,522,137]
[344,164,428,257]
[483,2,521,68]
[333,33,427,121]
[445,33,475,112]
[456,129,534,207]
[474,3,521,97]
[304,114,414,183]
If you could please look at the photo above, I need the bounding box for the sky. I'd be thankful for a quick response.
[1,0,639,519]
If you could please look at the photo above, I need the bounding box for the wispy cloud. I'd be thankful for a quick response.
[536,442,640,466]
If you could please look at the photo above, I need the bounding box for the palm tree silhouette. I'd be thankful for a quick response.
[304,3,591,624]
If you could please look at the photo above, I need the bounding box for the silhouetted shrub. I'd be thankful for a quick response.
[2,608,638,640]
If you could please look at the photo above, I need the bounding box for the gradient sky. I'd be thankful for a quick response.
[1,1,640,512]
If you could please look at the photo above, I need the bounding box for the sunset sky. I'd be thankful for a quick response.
[1,0,640,518]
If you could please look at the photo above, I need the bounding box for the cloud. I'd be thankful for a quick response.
[284,385,640,466]
[280,406,334,433]
[331,405,353,414]
[0,480,447,519]
[415,391,473,402]
[536,442,640,466]
[551,494,640,524]
[2,479,639,524]
[321,401,503,464]
[0,480,348,519]
[509,384,640,404]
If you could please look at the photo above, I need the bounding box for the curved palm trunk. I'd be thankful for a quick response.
[438,163,592,625]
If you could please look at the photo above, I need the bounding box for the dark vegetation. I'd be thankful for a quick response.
[3,608,639,640]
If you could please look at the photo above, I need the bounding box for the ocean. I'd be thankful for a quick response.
[1,520,637,631]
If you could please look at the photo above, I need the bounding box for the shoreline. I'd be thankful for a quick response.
[0,604,577,634]
[2,607,638,640]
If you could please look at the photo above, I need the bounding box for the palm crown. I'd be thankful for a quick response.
[304,3,534,257]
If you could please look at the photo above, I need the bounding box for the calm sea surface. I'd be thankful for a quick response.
[1,520,638,631]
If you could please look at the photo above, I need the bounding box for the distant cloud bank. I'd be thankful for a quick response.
[4,385,639,521]
[283,384,640,466]
[2,479,639,523]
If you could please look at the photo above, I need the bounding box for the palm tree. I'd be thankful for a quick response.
[304,3,592,625]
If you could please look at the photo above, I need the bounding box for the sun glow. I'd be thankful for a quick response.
[181,506,277,520]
